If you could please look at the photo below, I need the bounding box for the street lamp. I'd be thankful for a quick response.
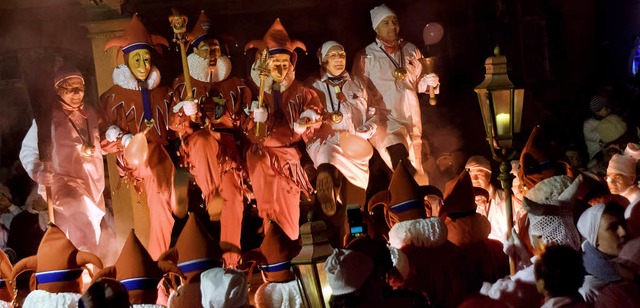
[291,219,333,307]
[474,46,524,275]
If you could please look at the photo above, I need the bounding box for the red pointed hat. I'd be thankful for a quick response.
[440,170,477,218]
[242,221,301,283]
[519,126,572,190]
[244,19,306,64]
[188,11,211,48]
[104,14,169,54]
[368,162,442,228]
[158,214,222,283]
[91,230,182,305]
[11,224,103,294]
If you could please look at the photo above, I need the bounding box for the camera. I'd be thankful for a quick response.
[347,204,367,238]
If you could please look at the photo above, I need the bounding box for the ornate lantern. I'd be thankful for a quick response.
[292,219,333,307]
[474,46,524,275]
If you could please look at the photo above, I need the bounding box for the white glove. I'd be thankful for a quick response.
[253,107,268,123]
[293,122,307,134]
[34,163,54,186]
[121,134,133,148]
[182,100,198,116]
[503,227,532,266]
[105,125,122,142]
[419,73,440,93]
[245,100,260,115]
[355,123,377,140]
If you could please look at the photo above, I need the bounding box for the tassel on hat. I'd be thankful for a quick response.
[518,126,572,190]
[104,14,169,55]
[91,230,182,305]
[158,214,222,284]
[368,162,442,228]
[11,224,103,294]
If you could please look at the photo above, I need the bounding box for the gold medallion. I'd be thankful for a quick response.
[393,68,407,80]
[81,144,95,157]
[330,111,343,124]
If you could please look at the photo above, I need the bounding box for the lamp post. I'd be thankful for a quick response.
[292,218,333,307]
[474,46,524,275]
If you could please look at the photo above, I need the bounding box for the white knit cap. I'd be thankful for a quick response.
[370,4,396,30]
[465,156,492,174]
[577,203,606,247]
[624,143,640,160]
[318,41,343,65]
[324,249,373,296]
[387,246,409,280]
[200,268,248,308]
[607,154,637,178]
[388,217,448,249]
[254,280,305,308]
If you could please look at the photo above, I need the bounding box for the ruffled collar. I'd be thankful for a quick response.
[388,217,448,249]
[186,53,231,83]
[112,64,161,91]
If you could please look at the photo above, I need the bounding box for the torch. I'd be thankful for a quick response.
[418,22,444,106]
[18,51,55,224]
[169,9,197,123]
[254,47,270,139]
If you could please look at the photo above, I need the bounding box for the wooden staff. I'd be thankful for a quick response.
[18,51,55,224]
[169,9,197,123]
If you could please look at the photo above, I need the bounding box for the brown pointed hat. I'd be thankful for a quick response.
[158,214,222,283]
[368,162,442,228]
[91,230,182,305]
[11,224,103,294]
[188,11,211,48]
[440,170,477,219]
[104,14,169,55]
[241,221,301,283]
[519,126,572,190]
[0,249,13,302]
[244,18,306,65]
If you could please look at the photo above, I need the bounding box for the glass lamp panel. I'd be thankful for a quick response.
[490,89,513,138]
[513,89,524,134]
[295,264,322,307]
[316,261,331,307]
[476,91,493,138]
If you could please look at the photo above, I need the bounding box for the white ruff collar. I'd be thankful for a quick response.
[187,53,231,83]
[22,290,81,308]
[112,64,161,90]
[250,61,295,93]
[388,217,448,249]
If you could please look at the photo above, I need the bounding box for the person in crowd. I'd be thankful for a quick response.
[325,248,374,307]
[584,95,612,169]
[99,15,174,260]
[20,63,105,257]
[0,184,20,250]
[369,163,466,307]
[439,170,509,293]
[6,187,46,262]
[78,278,130,308]
[534,245,588,308]
[243,19,323,243]
[169,11,250,267]
[352,4,440,182]
[304,40,377,245]
[577,201,628,303]
[595,237,640,307]
[606,154,640,217]
[466,155,525,244]
[199,267,249,308]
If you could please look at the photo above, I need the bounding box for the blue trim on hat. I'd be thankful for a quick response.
[389,199,423,214]
[525,161,562,175]
[120,277,161,291]
[259,260,291,273]
[35,268,83,284]
[177,258,217,274]
[123,42,152,54]
[190,34,209,50]
[268,47,293,56]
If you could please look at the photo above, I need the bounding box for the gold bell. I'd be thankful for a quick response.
[81,144,95,157]
[393,68,407,81]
